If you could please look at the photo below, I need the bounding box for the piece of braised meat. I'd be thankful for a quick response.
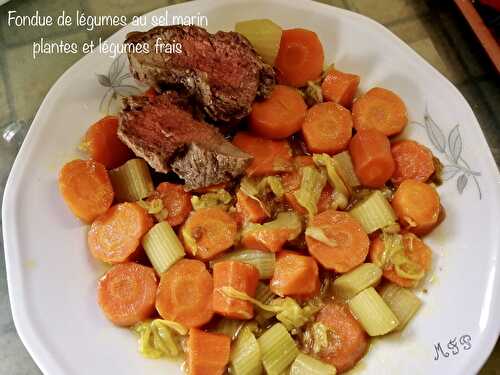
[125,25,275,122]
[118,92,252,190]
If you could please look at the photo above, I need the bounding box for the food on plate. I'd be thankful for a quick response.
[58,19,446,375]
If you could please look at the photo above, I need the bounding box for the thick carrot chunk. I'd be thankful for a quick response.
[187,328,231,375]
[321,69,360,108]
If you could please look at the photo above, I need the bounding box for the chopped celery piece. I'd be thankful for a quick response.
[305,226,338,248]
[142,222,185,274]
[255,282,276,304]
[332,263,382,300]
[235,19,283,65]
[273,298,319,331]
[294,165,327,218]
[210,249,276,279]
[230,325,263,375]
[191,189,232,210]
[331,151,360,187]
[349,190,397,233]
[290,353,337,375]
[313,153,351,198]
[258,323,299,375]
[214,318,244,340]
[109,158,154,202]
[348,287,399,336]
[260,176,285,198]
[132,319,187,358]
[380,283,422,331]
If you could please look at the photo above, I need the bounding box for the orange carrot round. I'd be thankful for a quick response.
[352,87,408,136]
[275,28,325,87]
[181,207,237,260]
[249,85,307,139]
[88,202,153,263]
[82,116,134,169]
[306,210,369,273]
[321,69,360,108]
[97,262,157,326]
[349,129,395,188]
[370,233,432,288]
[213,261,260,320]
[302,102,353,154]
[149,182,192,226]
[392,179,441,235]
[391,140,435,185]
[236,189,269,224]
[315,302,369,373]
[58,159,114,223]
[156,259,214,328]
[187,328,231,375]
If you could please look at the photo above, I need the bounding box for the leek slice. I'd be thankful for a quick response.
[294,165,327,218]
[258,323,299,375]
[234,19,283,65]
[332,263,382,300]
[142,222,185,274]
[109,159,154,202]
[380,283,422,331]
[290,353,337,375]
[349,190,397,233]
[210,249,276,279]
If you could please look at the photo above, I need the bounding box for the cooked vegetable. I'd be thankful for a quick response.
[305,226,338,248]
[236,190,270,224]
[348,287,399,336]
[241,211,303,252]
[191,189,232,210]
[250,85,307,139]
[275,28,324,87]
[391,140,435,185]
[306,210,369,273]
[233,132,293,176]
[156,259,214,328]
[349,129,395,188]
[142,221,185,274]
[109,158,154,202]
[181,207,238,260]
[81,116,133,169]
[214,318,244,340]
[314,302,369,373]
[290,353,337,375]
[235,19,283,65]
[294,165,327,218]
[230,324,263,375]
[348,190,397,233]
[97,263,157,326]
[187,328,231,375]
[313,153,351,198]
[321,69,360,109]
[213,261,260,319]
[330,151,360,187]
[147,182,192,226]
[270,251,320,298]
[302,102,353,154]
[352,87,408,136]
[133,319,187,358]
[391,179,441,235]
[332,263,382,300]
[58,159,114,223]
[254,282,278,326]
[273,297,319,330]
[210,249,276,279]
[380,283,422,331]
[88,202,153,263]
[257,323,299,375]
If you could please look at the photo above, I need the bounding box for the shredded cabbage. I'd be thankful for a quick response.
[305,226,338,248]
[191,189,232,210]
[133,319,187,359]
[378,233,425,281]
[313,153,350,198]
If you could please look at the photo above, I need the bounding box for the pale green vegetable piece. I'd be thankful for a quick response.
[348,287,399,336]
[133,319,187,358]
[332,263,382,300]
[273,298,319,331]
[243,211,302,244]
[191,189,232,210]
[210,249,276,279]
[258,323,299,375]
[313,153,351,198]
[109,158,154,202]
[294,165,327,218]
[214,318,244,340]
[349,190,397,233]
[380,283,422,331]
[230,325,263,375]
[235,19,283,65]
[331,151,360,187]
[290,353,337,375]
[142,222,185,274]
[137,198,163,214]
[305,226,338,248]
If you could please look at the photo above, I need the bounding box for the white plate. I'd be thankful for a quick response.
[3,0,500,374]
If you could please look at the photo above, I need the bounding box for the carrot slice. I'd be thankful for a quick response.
[144,87,157,99]
[315,302,369,373]
[349,129,395,188]
[306,210,369,273]
[148,182,192,226]
[321,69,360,108]
[275,28,325,87]
[58,159,114,223]
[181,207,237,260]
[270,251,320,297]
[88,202,153,263]
[213,261,260,319]
[233,132,293,176]
[97,262,157,326]
[82,116,134,169]
[352,87,408,136]
[391,179,441,235]
[236,189,269,224]
[249,85,307,139]
[156,259,214,328]
[302,102,353,154]
[391,140,435,185]
[187,328,231,375]
[370,233,432,288]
